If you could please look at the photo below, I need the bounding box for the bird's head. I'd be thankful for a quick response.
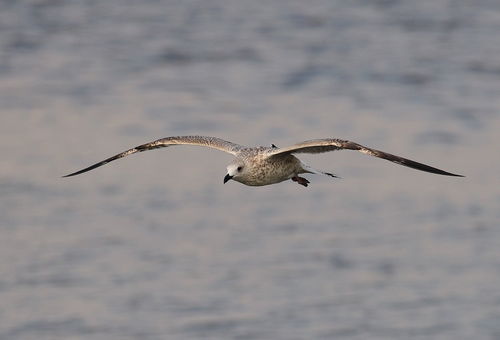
[224,160,247,184]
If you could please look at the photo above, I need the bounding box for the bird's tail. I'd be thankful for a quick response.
[301,164,340,179]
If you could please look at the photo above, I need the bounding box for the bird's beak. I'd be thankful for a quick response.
[223,173,233,184]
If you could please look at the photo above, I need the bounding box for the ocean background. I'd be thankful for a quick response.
[1,1,499,339]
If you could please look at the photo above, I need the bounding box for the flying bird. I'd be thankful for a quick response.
[63,135,463,187]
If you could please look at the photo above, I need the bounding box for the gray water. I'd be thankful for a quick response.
[1,1,500,339]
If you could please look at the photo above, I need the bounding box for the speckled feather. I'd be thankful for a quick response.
[64,135,463,186]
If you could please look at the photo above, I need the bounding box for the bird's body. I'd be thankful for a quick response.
[228,149,305,186]
[64,135,463,186]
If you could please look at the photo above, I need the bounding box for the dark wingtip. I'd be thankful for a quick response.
[432,169,464,177]
[62,172,78,178]
[61,163,104,178]
[425,170,464,177]
[62,171,83,178]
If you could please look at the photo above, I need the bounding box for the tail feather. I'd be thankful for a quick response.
[302,165,340,179]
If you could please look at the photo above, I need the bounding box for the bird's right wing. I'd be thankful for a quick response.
[63,135,243,177]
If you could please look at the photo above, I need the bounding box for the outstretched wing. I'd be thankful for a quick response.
[63,135,243,177]
[266,138,463,177]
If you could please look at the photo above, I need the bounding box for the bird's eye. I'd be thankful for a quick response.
[237,166,243,172]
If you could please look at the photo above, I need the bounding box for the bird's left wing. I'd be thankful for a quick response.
[265,138,464,177]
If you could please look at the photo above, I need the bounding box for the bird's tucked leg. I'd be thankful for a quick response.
[292,176,310,187]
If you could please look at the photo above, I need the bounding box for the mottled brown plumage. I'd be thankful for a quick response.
[64,135,463,187]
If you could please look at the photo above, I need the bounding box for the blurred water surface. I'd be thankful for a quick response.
[1,1,499,339]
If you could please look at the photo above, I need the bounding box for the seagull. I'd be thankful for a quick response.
[63,135,463,187]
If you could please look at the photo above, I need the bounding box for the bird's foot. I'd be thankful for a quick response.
[292,176,310,187]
